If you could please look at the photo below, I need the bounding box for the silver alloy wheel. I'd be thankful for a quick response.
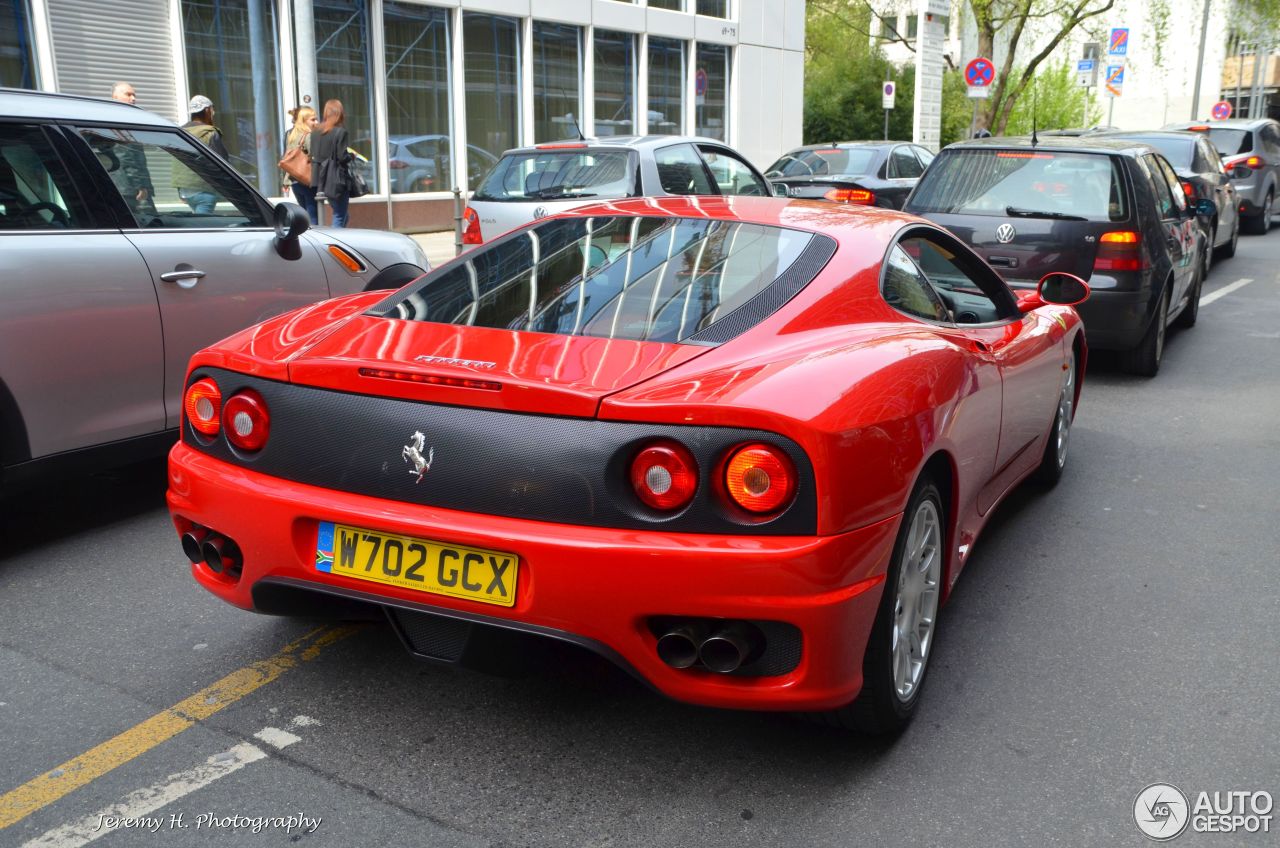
[892,498,942,702]
[1055,356,1076,468]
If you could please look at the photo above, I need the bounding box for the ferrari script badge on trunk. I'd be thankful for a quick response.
[402,431,435,483]
[995,223,1016,243]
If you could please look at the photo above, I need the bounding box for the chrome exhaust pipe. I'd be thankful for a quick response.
[699,623,759,674]
[180,528,207,564]
[200,535,238,575]
[656,623,707,669]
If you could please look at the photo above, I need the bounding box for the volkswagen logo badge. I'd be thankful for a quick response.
[532,206,549,220]
[995,223,1016,244]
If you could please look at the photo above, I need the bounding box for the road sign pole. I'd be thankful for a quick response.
[1191,0,1212,119]
[1108,95,1115,127]
[885,108,889,141]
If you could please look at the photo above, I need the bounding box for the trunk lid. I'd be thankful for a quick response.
[921,212,1117,284]
[286,316,707,418]
[769,176,872,201]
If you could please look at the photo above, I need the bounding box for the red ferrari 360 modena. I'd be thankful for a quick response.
[168,196,1088,733]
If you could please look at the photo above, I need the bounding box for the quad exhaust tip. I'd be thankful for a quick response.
[181,528,207,564]
[655,619,761,674]
[180,524,241,579]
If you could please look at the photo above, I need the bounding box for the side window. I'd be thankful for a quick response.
[900,234,1011,324]
[881,244,951,323]
[889,146,924,179]
[1141,154,1176,218]
[76,127,268,228]
[1153,155,1187,211]
[1264,124,1280,154]
[0,123,89,230]
[697,146,770,196]
[913,146,935,170]
[1199,140,1224,174]
[654,143,715,195]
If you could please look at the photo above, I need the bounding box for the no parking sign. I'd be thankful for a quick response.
[1212,100,1233,120]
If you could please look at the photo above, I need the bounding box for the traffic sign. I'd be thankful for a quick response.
[965,57,995,87]
[1076,58,1096,87]
[883,81,896,110]
[1109,27,1129,56]
[1212,100,1233,120]
[967,85,990,99]
[1105,63,1124,97]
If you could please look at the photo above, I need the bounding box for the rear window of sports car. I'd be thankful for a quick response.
[373,215,830,344]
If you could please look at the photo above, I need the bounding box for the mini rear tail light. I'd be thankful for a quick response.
[327,244,366,273]
[1245,155,1264,169]
[222,390,270,452]
[184,378,221,436]
[824,188,875,204]
[1094,230,1145,273]
[630,441,698,511]
[462,207,483,245]
[724,443,796,514]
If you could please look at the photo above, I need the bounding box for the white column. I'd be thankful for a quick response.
[583,26,594,137]
[26,0,58,93]
[637,33,649,135]
[451,6,469,192]
[521,16,535,145]
[295,0,319,114]
[370,0,390,199]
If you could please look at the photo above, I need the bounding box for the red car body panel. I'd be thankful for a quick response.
[169,195,1086,712]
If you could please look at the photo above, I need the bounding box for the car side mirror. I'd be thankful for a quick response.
[1038,272,1090,306]
[1193,198,1216,217]
[273,202,309,259]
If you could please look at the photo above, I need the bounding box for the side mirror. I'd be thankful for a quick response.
[1038,272,1090,306]
[1193,198,1216,217]
[273,202,309,259]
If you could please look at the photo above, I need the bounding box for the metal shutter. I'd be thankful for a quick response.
[47,0,181,121]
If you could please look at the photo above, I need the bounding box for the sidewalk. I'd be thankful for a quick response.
[411,231,459,269]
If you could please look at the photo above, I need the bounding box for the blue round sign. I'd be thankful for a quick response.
[1212,100,1233,121]
[965,57,994,87]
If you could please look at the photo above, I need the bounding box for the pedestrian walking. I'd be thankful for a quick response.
[310,99,352,227]
[108,81,157,217]
[281,106,318,222]
[175,95,229,214]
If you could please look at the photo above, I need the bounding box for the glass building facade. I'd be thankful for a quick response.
[1,0,37,90]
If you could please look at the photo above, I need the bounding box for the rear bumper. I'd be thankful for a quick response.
[167,443,899,712]
[1074,289,1154,350]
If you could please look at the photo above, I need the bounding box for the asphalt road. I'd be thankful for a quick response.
[2,228,1278,848]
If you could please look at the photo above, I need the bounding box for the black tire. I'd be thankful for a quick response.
[1119,286,1168,377]
[817,476,945,734]
[1032,351,1078,486]
[1174,261,1202,329]
[1244,191,1273,235]
[1216,216,1239,259]
[1202,224,1214,277]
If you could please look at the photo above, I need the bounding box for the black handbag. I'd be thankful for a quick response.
[342,155,369,198]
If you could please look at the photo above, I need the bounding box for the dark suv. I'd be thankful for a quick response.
[1165,118,1280,234]
[904,136,1210,376]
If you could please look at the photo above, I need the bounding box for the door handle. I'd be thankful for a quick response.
[160,266,206,285]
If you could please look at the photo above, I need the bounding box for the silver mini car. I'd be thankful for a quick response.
[461,135,774,245]
[0,88,429,490]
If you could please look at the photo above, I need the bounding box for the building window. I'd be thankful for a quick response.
[384,2,451,194]
[648,37,685,135]
[695,44,729,141]
[533,22,582,143]
[181,0,282,195]
[593,30,635,137]
[648,0,682,10]
[1,1,37,89]
[464,13,521,190]
[907,15,918,39]
[696,0,727,17]
[315,0,379,193]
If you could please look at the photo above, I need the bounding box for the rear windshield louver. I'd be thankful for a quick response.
[358,368,502,392]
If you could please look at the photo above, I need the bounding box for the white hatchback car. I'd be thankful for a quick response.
[462,135,774,245]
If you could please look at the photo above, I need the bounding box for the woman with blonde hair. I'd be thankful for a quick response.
[282,106,318,221]
[310,99,352,227]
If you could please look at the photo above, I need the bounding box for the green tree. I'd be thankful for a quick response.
[1004,59,1104,134]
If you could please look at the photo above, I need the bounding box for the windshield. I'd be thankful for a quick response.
[908,149,1128,222]
[378,215,815,343]
[472,150,633,202]
[1125,137,1193,170]
[766,148,877,178]
[1207,129,1252,157]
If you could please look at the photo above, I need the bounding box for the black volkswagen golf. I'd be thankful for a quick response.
[904,136,1210,376]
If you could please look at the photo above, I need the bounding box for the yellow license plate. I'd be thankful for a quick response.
[315,521,517,607]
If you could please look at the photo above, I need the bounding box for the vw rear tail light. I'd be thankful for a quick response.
[184,378,222,436]
[462,207,483,245]
[824,188,875,205]
[1180,181,1196,201]
[630,441,698,511]
[222,390,270,452]
[723,444,796,514]
[1093,231,1146,273]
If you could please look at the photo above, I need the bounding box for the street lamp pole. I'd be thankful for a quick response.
[1190,0,1212,119]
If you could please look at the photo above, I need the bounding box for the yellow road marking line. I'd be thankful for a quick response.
[0,625,358,831]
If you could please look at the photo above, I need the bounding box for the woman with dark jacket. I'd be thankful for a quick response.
[310,99,351,227]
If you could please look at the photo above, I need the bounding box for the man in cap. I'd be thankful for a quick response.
[174,95,229,213]
[108,81,157,217]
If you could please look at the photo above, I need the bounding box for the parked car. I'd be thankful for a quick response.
[168,195,1089,734]
[1099,130,1239,268]
[904,136,1210,376]
[461,136,773,244]
[388,134,499,194]
[764,141,935,209]
[0,87,429,492]
[1165,118,1280,233]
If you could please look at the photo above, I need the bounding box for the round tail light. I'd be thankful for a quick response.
[724,443,796,514]
[630,441,698,511]
[222,390,270,452]
[183,378,222,436]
